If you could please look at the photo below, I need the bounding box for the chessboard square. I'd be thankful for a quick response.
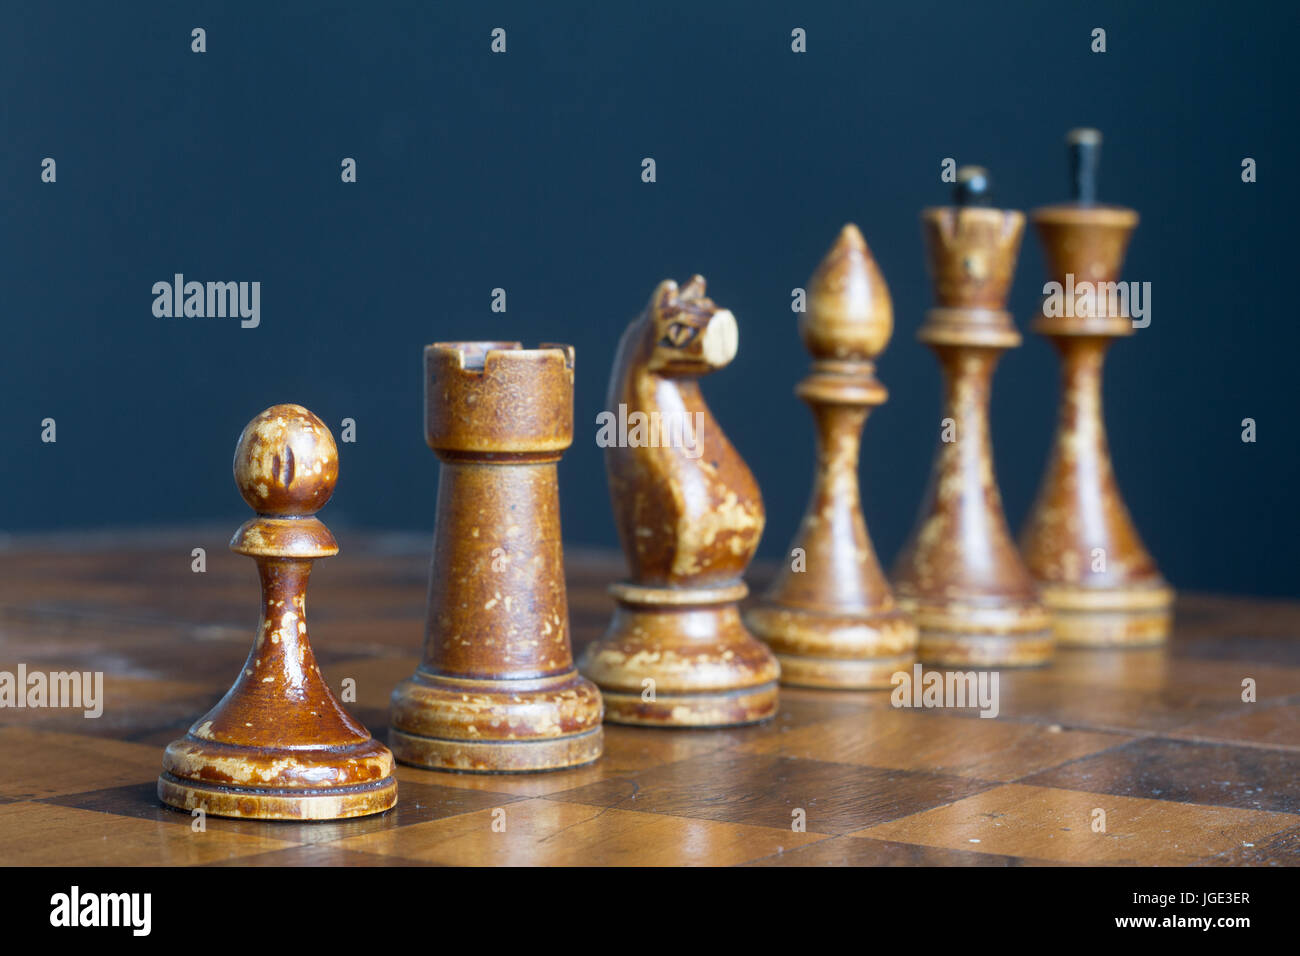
[0,666,214,740]
[386,719,742,799]
[855,783,1299,865]
[1170,700,1300,751]
[0,727,164,799]
[547,750,996,835]
[736,708,1131,781]
[1047,653,1300,702]
[315,655,420,712]
[42,779,528,845]
[1020,737,1300,814]
[201,845,431,866]
[988,677,1244,736]
[1192,824,1300,866]
[0,801,300,866]
[741,834,1062,867]
[328,798,824,866]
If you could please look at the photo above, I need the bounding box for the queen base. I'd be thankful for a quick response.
[580,582,779,727]
[1039,582,1173,648]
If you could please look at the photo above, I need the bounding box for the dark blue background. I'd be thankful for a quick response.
[3,1,1295,596]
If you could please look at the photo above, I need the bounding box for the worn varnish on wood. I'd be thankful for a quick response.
[389,342,604,771]
[157,404,398,820]
[892,169,1054,667]
[579,277,780,725]
[746,226,918,688]
[1019,130,1173,646]
[3,536,1297,866]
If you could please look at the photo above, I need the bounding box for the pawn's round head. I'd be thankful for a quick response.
[233,404,338,516]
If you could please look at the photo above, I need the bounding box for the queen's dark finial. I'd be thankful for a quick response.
[1067,127,1102,203]
[955,165,992,207]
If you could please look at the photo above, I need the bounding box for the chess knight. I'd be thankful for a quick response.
[579,276,780,726]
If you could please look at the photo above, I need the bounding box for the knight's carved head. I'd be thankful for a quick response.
[642,275,738,376]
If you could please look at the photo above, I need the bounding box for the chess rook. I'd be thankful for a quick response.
[745,226,918,688]
[389,342,603,771]
[158,404,397,820]
[579,277,779,725]
[892,169,1054,667]
[1020,130,1173,645]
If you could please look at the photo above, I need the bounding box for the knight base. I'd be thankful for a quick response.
[579,582,779,727]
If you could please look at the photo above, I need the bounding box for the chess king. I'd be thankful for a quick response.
[579,276,780,726]
[1019,129,1173,645]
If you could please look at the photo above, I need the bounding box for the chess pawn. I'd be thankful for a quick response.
[389,342,604,771]
[891,169,1054,667]
[158,405,397,820]
[1020,130,1173,645]
[579,277,779,725]
[745,226,918,687]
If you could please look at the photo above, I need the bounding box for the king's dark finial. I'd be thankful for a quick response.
[1067,127,1102,203]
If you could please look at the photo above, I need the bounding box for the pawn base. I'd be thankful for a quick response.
[744,604,917,689]
[580,582,780,728]
[158,772,396,821]
[389,670,604,773]
[159,733,396,820]
[904,597,1055,668]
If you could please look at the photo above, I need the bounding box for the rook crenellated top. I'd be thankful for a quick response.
[424,342,575,455]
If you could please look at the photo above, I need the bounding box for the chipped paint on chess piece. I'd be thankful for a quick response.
[744,226,918,688]
[158,404,397,820]
[1020,130,1173,645]
[389,342,604,771]
[891,169,1054,667]
[579,277,780,725]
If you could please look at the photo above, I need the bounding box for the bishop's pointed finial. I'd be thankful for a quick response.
[801,222,894,361]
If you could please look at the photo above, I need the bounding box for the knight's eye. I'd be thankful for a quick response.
[664,322,694,346]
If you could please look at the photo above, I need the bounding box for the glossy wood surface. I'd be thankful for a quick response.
[2,533,1295,865]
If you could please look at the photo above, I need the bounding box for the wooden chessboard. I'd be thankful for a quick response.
[1,530,1298,867]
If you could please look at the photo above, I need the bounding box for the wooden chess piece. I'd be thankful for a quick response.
[1020,129,1173,645]
[891,169,1054,667]
[578,277,779,725]
[389,342,604,771]
[158,404,397,820]
[744,226,917,687]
